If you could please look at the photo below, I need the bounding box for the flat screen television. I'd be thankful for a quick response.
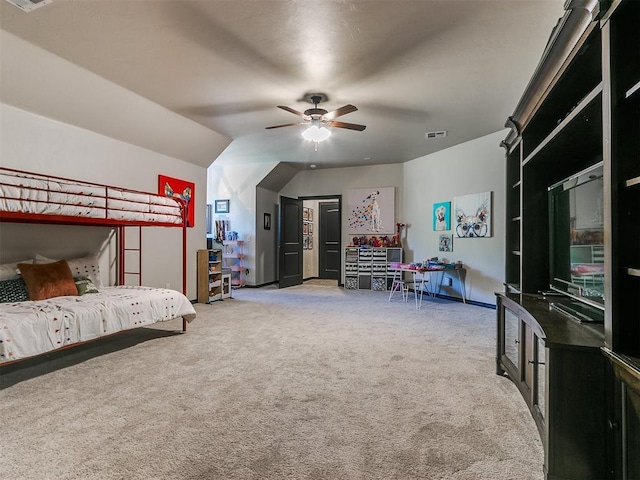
[548,162,604,321]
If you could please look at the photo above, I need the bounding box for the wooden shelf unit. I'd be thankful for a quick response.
[499,1,639,478]
[603,2,640,477]
[497,293,607,480]
[197,248,222,303]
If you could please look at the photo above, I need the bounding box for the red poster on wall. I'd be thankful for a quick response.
[158,175,195,227]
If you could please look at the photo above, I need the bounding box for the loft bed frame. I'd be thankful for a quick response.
[0,167,194,365]
[0,166,188,290]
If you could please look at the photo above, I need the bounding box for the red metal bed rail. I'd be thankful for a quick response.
[0,167,189,331]
[0,167,184,227]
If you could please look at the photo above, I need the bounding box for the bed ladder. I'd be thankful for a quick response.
[118,226,142,286]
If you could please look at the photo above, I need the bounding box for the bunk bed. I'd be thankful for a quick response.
[0,167,196,365]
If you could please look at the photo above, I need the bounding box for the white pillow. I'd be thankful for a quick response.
[0,259,33,281]
[35,253,103,287]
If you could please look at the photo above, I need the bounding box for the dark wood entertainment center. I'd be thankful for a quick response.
[497,1,639,479]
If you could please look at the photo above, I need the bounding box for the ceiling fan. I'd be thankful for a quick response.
[265,93,367,133]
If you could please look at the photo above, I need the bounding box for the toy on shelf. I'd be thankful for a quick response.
[351,235,369,246]
[351,233,401,248]
[392,222,406,247]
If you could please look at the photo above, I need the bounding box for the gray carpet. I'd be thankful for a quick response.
[0,283,543,480]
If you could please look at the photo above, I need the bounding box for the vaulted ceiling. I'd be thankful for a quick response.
[0,0,565,169]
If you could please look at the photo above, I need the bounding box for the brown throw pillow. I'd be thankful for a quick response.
[17,260,79,301]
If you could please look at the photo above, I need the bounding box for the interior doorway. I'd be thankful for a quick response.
[278,196,303,288]
[319,201,340,280]
[301,196,341,286]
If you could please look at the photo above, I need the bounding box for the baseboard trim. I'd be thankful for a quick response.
[245,281,278,288]
[406,288,496,309]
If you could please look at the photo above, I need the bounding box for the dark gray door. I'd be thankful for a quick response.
[319,201,340,280]
[278,196,303,288]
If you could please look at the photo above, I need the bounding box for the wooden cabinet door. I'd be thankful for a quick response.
[503,306,520,369]
[522,322,534,398]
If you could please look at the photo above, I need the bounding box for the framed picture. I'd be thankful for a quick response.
[308,223,313,235]
[433,201,451,231]
[303,236,309,250]
[308,208,313,222]
[439,234,453,252]
[159,175,195,227]
[215,199,229,214]
[303,223,309,235]
[263,212,271,230]
[453,191,492,238]
[347,186,395,234]
[308,236,313,250]
[303,207,309,221]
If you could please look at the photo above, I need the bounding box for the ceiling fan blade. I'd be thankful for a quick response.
[323,104,358,120]
[327,120,367,131]
[277,105,306,118]
[265,122,302,130]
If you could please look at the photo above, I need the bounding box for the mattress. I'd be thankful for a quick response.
[0,286,196,364]
[0,171,183,225]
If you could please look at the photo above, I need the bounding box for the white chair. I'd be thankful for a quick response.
[413,274,429,309]
[388,277,409,302]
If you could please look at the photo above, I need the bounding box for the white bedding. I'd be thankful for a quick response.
[0,286,196,364]
[0,171,183,225]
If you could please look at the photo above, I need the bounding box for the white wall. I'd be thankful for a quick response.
[255,186,278,285]
[207,159,279,286]
[0,104,207,298]
[0,30,229,168]
[209,133,506,305]
[403,131,507,305]
[280,163,404,281]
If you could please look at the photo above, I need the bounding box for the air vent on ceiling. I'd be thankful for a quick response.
[4,0,52,12]
[425,130,447,139]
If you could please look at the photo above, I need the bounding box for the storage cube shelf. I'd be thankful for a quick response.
[344,247,402,290]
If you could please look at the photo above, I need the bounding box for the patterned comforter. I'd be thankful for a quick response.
[0,286,196,364]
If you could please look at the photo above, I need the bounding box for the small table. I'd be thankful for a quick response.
[389,266,467,308]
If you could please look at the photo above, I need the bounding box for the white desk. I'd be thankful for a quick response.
[389,267,467,308]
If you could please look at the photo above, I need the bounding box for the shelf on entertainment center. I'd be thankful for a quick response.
[626,175,640,188]
[523,88,603,168]
[519,23,602,158]
[500,293,605,347]
[504,283,521,294]
[626,80,640,99]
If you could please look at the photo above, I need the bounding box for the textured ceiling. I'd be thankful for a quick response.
[0,0,565,169]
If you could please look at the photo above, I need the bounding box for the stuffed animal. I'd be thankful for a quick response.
[394,223,406,247]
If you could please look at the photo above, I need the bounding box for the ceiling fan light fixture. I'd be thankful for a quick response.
[301,125,331,143]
